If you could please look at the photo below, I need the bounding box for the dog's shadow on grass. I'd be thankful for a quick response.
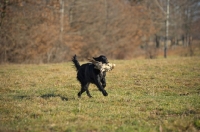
[40,94,68,101]
[15,94,76,101]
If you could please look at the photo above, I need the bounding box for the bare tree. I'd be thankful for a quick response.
[1,0,199,63]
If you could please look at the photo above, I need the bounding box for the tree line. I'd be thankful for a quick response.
[0,0,200,63]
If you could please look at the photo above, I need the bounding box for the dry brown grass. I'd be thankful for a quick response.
[0,57,200,131]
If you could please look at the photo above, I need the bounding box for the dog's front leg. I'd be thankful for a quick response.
[95,76,108,96]
[101,77,106,88]
[101,72,106,88]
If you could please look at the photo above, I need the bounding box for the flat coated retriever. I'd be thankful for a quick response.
[72,55,108,97]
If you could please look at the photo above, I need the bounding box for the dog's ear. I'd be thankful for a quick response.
[93,55,108,64]
[93,56,100,61]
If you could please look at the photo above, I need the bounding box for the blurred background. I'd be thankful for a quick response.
[0,0,200,63]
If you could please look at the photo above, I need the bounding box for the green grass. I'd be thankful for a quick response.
[0,57,200,132]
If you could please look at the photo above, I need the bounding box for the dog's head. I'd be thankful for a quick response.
[93,55,108,64]
[88,55,115,73]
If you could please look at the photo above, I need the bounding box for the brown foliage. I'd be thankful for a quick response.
[0,0,199,63]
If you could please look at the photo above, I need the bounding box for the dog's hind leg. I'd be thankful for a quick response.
[78,88,85,98]
[86,89,92,98]
[78,83,85,98]
[85,83,92,98]
[83,82,92,98]
[78,82,92,98]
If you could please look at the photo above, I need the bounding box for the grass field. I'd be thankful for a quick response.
[0,57,200,132]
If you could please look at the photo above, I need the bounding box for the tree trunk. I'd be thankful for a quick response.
[60,0,64,45]
[164,0,170,58]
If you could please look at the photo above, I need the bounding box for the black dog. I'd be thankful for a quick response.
[72,55,108,97]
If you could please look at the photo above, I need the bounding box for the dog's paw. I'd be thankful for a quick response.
[78,92,82,98]
[102,91,108,96]
[88,95,93,98]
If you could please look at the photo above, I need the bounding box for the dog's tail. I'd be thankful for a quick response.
[72,55,80,71]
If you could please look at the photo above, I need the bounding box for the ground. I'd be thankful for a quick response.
[0,57,200,132]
